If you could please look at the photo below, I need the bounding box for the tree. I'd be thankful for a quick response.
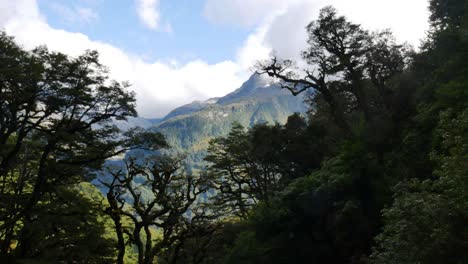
[104,153,212,264]
[205,123,284,218]
[429,0,467,30]
[205,116,334,219]
[0,32,157,258]
[257,6,410,138]
[396,0,468,181]
[281,113,330,178]
[213,6,421,264]
[16,182,116,263]
[206,3,468,263]
[371,109,468,264]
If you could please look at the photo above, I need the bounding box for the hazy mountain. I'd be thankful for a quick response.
[114,116,153,131]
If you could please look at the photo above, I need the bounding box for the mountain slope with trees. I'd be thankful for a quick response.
[151,73,307,171]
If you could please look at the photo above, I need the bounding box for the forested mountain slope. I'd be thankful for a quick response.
[151,73,308,171]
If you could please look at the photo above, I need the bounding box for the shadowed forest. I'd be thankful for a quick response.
[0,0,467,263]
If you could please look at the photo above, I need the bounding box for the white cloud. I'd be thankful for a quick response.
[136,0,171,32]
[50,3,98,25]
[203,0,302,27]
[0,0,245,117]
[262,2,318,61]
[332,0,430,47]
[236,23,271,71]
[77,7,99,22]
[214,0,430,67]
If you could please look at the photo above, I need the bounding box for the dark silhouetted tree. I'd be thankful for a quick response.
[104,154,212,264]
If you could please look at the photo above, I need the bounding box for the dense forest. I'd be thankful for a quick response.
[0,0,467,263]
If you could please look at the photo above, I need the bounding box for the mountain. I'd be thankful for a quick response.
[162,98,220,121]
[149,73,308,171]
[114,116,153,131]
[96,74,307,195]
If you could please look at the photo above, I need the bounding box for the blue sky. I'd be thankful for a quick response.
[1,0,430,118]
[38,0,250,64]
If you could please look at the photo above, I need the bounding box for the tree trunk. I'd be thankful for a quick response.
[143,225,155,264]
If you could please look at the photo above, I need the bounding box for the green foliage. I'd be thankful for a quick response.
[371,109,468,264]
[429,0,467,30]
[223,231,266,264]
[103,154,213,264]
[205,116,325,218]
[16,183,115,263]
[0,32,159,262]
[205,122,282,217]
[203,2,468,263]
[222,153,383,263]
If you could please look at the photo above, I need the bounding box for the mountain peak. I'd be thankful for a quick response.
[245,73,278,88]
[160,73,288,122]
[216,73,281,105]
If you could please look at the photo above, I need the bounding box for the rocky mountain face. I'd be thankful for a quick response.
[148,73,308,171]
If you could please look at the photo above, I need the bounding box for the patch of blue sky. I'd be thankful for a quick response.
[38,0,252,64]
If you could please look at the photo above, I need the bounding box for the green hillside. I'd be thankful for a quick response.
[151,74,308,171]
